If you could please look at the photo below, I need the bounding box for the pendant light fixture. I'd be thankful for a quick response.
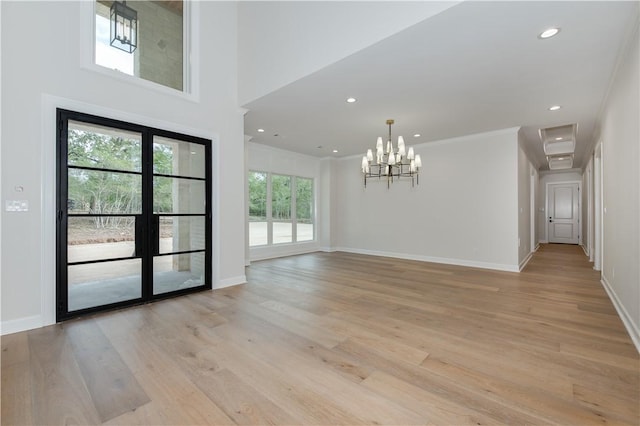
[110,1,138,53]
[361,119,421,188]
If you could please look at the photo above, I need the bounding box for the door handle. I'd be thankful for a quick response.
[548,217,553,223]
[152,215,160,255]
[134,214,142,257]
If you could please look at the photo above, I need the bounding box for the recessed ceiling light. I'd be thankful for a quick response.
[549,105,561,111]
[332,150,338,153]
[558,157,565,160]
[190,151,196,155]
[257,128,264,132]
[555,137,563,141]
[539,28,560,39]
[346,97,357,103]
[413,134,421,138]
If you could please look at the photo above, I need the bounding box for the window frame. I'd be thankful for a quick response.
[80,0,199,101]
[248,170,315,247]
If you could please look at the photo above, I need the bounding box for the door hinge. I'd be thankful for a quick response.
[57,210,63,221]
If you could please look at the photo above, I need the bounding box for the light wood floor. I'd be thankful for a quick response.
[2,244,639,425]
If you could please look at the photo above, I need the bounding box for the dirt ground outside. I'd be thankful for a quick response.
[68,217,173,245]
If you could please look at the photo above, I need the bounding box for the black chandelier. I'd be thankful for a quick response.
[110,1,138,53]
[361,119,421,188]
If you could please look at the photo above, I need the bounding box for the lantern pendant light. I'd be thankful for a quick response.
[110,1,138,53]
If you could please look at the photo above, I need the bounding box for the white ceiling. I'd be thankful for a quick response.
[243,1,638,170]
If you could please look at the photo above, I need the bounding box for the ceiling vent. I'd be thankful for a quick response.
[548,156,574,170]
[539,123,577,169]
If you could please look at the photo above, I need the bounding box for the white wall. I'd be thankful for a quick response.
[333,128,521,271]
[517,131,536,268]
[246,142,328,261]
[237,1,458,105]
[537,170,583,243]
[596,17,639,349]
[0,1,246,334]
[318,157,334,251]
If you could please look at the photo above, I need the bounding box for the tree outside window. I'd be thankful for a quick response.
[248,172,314,247]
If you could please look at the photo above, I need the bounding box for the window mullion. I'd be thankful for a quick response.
[291,176,297,243]
[266,172,273,245]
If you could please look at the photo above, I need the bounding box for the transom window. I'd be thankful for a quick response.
[94,0,186,92]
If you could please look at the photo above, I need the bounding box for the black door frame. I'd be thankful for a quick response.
[56,108,212,321]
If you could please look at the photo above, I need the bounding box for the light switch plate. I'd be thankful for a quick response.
[5,200,29,212]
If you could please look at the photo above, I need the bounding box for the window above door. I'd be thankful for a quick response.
[82,1,197,98]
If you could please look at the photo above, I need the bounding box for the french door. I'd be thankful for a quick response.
[56,109,212,321]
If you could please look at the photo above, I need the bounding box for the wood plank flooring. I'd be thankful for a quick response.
[2,244,639,425]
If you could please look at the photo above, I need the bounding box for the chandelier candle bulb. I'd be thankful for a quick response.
[407,146,415,160]
[366,149,373,162]
[376,137,383,151]
[361,156,368,172]
[397,136,405,156]
[410,159,416,172]
[415,154,422,168]
[388,152,396,165]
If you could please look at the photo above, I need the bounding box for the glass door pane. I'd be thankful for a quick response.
[65,119,143,314]
[152,135,208,295]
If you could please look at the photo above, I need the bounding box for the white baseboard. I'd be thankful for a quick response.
[519,251,534,271]
[215,275,247,290]
[580,244,589,257]
[601,276,640,353]
[333,247,520,273]
[319,246,336,253]
[250,245,320,262]
[534,243,540,251]
[1,315,43,336]
[539,240,548,244]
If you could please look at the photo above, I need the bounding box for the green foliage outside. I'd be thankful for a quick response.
[296,177,313,223]
[271,174,291,220]
[67,129,174,228]
[248,172,267,220]
[248,172,313,223]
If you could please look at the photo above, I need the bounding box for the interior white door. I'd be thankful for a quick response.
[547,183,580,244]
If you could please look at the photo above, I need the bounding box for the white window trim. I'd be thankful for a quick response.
[79,1,200,102]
